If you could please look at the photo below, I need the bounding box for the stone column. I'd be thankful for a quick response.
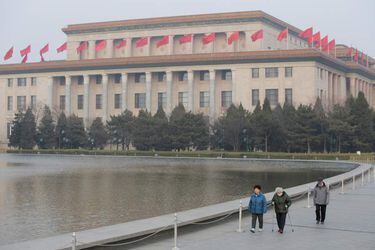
[102,74,108,121]
[83,75,90,127]
[166,71,173,114]
[145,72,152,111]
[106,39,113,58]
[88,41,96,59]
[327,72,332,108]
[168,35,174,55]
[231,69,237,105]
[121,73,128,111]
[126,38,132,57]
[187,70,194,112]
[350,77,356,97]
[65,76,71,116]
[47,77,54,109]
[209,69,216,123]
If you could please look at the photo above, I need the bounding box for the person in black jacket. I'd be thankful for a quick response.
[272,187,292,234]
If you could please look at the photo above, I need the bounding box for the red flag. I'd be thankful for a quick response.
[354,49,358,62]
[202,33,215,45]
[76,41,88,54]
[179,34,192,44]
[366,55,369,67]
[156,36,169,48]
[346,47,353,56]
[135,37,148,48]
[328,39,335,51]
[310,32,320,47]
[321,36,329,51]
[40,43,49,62]
[299,27,313,39]
[21,54,28,63]
[361,52,365,64]
[95,40,107,51]
[115,39,126,49]
[20,45,31,57]
[4,46,13,61]
[227,31,239,45]
[57,42,67,53]
[277,28,288,41]
[251,29,263,42]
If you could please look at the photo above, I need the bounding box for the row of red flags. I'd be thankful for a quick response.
[2,28,367,66]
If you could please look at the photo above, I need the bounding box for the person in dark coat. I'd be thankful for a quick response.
[313,177,330,224]
[272,187,291,234]
[248,185,267,233]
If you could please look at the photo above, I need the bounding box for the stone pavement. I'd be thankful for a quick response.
[96,181,375,250]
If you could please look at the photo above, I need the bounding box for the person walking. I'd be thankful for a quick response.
[272,187,291,234]
[313,177,330,224]
[248,185,267,233]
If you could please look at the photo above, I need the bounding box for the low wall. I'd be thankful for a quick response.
[0,160,373,250]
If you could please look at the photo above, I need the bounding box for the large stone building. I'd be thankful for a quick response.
[0,11,374,148]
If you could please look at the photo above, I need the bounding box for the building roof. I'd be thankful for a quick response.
[1,49,374,80]
[62,10,303,35]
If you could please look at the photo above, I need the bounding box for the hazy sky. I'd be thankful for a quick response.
[1,0,374,64]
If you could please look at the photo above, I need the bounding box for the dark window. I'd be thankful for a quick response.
[252,89,259,106]
[265,89,279,105]
[114,74,121,84]
[178,92,188,107]
[96,94,102,109]
[285,67,293,78]
[17,78,27,86]
[285,88,293,105]
[17,96,26,111]
[178,72,188,82]
[135,93,146,108]
[221,70,232,80]
[77,95,84,110]
[158,92,167,109]
[157,72,166,82]
[7,78,13,87]
[30,96,37,109]
[199,91,209,108]
[58,77,66,86]
[31,77,37,86]
[199,71,209,81]
[95,75,102,84]
[265,67,278,78]
[77,76,84,85]
[221,91,232,107]
[135,73,146,83]
[252,68,259,78]
[60,95,66,110]
[7,96,13,111]
[114,94,121,109]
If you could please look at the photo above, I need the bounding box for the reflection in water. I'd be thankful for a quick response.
[0,154,355,245]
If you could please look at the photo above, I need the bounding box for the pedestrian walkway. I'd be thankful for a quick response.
[99,181,375,250]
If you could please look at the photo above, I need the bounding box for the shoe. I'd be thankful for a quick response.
[321,221,324,224]
[250,228,255,233]
[316,221,320,224]
[279,229,283,234]
[258,228,263,232]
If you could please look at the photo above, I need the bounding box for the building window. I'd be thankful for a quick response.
[17,96,26,111]
[158,92,167,109]
[7,96,13,111]
[60,95,66,110]
[135,93,146,108]
[221,91,232,108]
[199,91,210,108]
[157,72,166,82]
[77,76,84,85]
[265,89,279,105]
[135,73,146,83]
[7,123,12,139]
[7,78,13,87]
[285,67,293,78]
[178,72,188,82]
[96,94,103,109]
[114,74,121,84]
[77,95,84,110]
[252,89,259,106]
[58,77,66,86]
[17,78,27,87]
[221,70,232,81]
[31,77,37,86]
[178,92,188,107]
[252,68,259,78]
[114,94,121,109]
[95,75,102,84]
[285,88,293,105]
[199,71,210,81]
[265,67,279,78]
[30,95,37,109]
[320,69,323,80]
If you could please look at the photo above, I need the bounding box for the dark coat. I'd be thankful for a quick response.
[248,193,267,214]
[313,183,330,205]
[272,192,291,213]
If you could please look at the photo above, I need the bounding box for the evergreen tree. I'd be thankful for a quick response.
[66,115,87,149]
[152,107,172,151]
[188,112,210,150]
[268,104,287,152]
[8,111,24,149]
[19,108,37,149]
[107,110,134,150]
[37,106,56,149]
[328,104,354,153]
[294,105,319,153]
[251,98,274,152]
[282,103,298,152]
[87,117,108,149]
[313,98,329,152]
[169,104,190,150]
[55,112,68,149]
[132,110,155,150]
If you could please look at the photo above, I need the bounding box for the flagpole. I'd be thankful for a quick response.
[286,28,289,50]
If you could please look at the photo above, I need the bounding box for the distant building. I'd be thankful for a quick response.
[0,11,374,148]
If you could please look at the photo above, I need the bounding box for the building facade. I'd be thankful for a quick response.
[0,11,374,148]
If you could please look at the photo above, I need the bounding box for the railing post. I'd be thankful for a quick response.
[72,232,76,250]
[307,186,312,208]
[237,200,244,232]
[361,171,364,186]
[368,169,371,183]
[340,178,344,194]
[172,213,179,250]
[352,175,356,190]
